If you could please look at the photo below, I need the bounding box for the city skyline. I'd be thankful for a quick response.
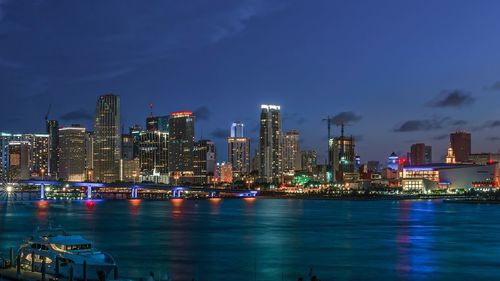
[3,1,500,163]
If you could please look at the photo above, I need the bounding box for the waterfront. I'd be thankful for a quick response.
[1,199,500,280]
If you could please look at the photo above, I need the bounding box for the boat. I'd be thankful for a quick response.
[17,226,116,280]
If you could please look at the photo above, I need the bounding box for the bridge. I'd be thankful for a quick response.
[1,180,258,200]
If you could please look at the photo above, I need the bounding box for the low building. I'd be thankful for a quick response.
[401,163,499,191]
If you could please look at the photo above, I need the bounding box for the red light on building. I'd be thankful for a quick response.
[171,111,193,116]
[398,157,407,165]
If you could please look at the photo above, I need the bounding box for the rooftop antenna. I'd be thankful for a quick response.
[45,104,52,131]
[149,103,154,117]
[321,116,332,140]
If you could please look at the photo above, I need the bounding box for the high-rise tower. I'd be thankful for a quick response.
[93,94,121,183]
[259,104,282,183]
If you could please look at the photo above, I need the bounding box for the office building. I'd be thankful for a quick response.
[8,141,31,180]
[168,111,195,182]
[227,122,250,180]
[193,139,216,184]
[259,104,282,183]
[283,130,300,173]
[46,120,59,177]
[58,126,86,181]
[93,94,121,183]
[450,131,471,163]
[410,143,426,166]
[231,122,244,138]
[301,150,317,173]
[146,115,169,132]
[216,162,233,184]
[139,130,168,178]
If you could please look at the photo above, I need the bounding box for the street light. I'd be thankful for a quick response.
[6,185,13,193]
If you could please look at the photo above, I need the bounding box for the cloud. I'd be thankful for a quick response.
[485,136,500,141]
[433,134,448,140]
[474,120,500,131]
[394,119,444,132]
[283,112,308,126]
[60,109,93,121]
[427,90,475,108]
[483,81,500,91]
[211,128,227,139]
[329,111,362,125]
[72,67,134,82]
[194,106,211,121]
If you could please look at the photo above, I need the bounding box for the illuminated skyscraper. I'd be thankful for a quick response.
[231,122,244,138]
[147,115,169,132]
[259,104,282,183]
[283,130,300,173]
[139,130,168,177]
[58,126,86,181]
[168,111,195,182]
[450,131,471,162]
[8,141,30,180]
[46,119,59,177]
[387,152,399,170]
[227,122,250,180]
[93,94,121,183]
[193,139,216,184]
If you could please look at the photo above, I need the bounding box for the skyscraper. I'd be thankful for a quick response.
[8,141,30,180]
[58,126,86,181]
[259,104,282,183]
[410,143,426,166]
[193,139,216,184]
[146,115,169,132]
[46,119,59,177]
[168,111,195,182]
[450,132,471,162]
[231,122,244,138]
[93,94,121,183]
[424,145,432,164]
[139,130,168,177]
[227,122,250,180]
[283,130,300,173]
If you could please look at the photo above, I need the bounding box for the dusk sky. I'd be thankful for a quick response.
[2,0,500,163]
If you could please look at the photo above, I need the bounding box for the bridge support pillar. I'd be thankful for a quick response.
[40,184,45,200]
[87,186,92,199]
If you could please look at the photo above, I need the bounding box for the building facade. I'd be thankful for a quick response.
[93,94,121,183]
[282,130,300,173]
[168,111,195,182]
[450,132,471,163]
[259,104,282,183]
[227,122,250,180]
[193,139,216,184]
[58,126,86,181]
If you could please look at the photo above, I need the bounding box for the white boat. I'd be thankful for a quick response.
[17,226,116,280]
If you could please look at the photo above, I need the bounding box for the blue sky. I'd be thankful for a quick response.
[2,0,500,163]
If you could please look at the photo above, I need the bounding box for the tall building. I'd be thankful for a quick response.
[450,131,471,163]
[58,126,86,181]
[122,134,135,160]
[46,120,59,177]
[282,130,300,173]
[231,122,244,138]
[410,143,426,166]
[193,139,216,184]
[168,111,195,182]
[424,145,432,164]
[335,136,355,173]
[227,122,250,180]
[445,143,456,164]
[8,141,31,180]
[146,115,169,132]
[367,161,380,173]
[216,162,233,184]
[139,130,168,177]
[259,104,282,183]
[301,150,317,173]
[85,131,94,180]
[93,94,121,183]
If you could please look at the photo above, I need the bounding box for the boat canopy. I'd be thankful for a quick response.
[48,235,91,246]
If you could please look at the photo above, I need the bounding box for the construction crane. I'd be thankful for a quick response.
[322,116,332,141]
[44,104,52,132]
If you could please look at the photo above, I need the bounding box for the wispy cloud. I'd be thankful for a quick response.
[72,67,135,82]
[194,106,211,121]
[394,118,444,132]
[427,90,475,108]
[329,111,362,125]
[211,128,227,139]
[473,120,500,131]
[483,81,500,91]
[60,108,93,121]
